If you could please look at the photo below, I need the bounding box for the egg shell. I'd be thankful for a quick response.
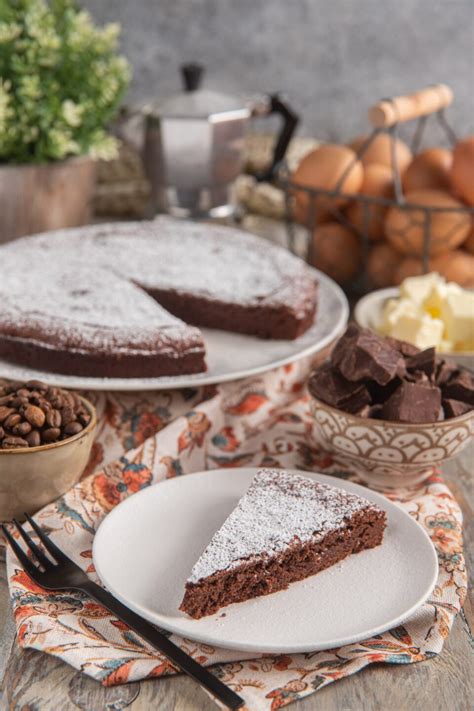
[402,147,452,192]
[292,145,363,225]
[367,242,404,287]
[346,164,393,241]
[310,222,362,284]
[451,136,474,205]
[385,189,471,257]
[349,133,412,174]
[394,250,474,288]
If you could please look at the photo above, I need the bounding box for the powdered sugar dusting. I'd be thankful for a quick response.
[0,260,203,356]
[0,217,316,356]
[188,469,380,583]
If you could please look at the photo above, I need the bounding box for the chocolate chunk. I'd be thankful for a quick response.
[441,370,474,407]
[308,362,371,413]
[443,399,472,418]
[406,348,436,379]
[331,324,404,386]
[384,336,420,357]
[381,381,442,423]
[435,359,459,386]
[367,377,402,404]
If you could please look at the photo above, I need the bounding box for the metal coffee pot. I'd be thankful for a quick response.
[122,63,299,219]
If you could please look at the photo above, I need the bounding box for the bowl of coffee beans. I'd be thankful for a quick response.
[0,380,96,521]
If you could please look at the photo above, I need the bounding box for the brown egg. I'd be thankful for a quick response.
[462,222,474,255]
[385,189,471,257]
[346,164,393,241]
[451,136,474,205]
[310,222,362,284]
[292,145,363,225]
[394,251,474,288]
[402,148,452,192]
[349,133,412,174]
[367,243,404,287]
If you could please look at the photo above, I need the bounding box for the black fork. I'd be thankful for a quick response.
[2,516,244,710]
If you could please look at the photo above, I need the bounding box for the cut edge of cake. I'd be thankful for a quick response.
[179,468,386,619]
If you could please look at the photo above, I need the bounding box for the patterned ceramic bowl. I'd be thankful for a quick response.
[310,396,473,489]
[0,395,96,521]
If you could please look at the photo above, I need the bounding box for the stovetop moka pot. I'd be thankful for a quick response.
[127,63,299,219]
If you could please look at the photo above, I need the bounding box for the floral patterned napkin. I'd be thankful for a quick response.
[5,358,466,710]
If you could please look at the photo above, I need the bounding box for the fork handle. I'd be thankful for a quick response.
[80,581,244,710]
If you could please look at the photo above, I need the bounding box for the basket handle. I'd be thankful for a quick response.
[368,84,453,128]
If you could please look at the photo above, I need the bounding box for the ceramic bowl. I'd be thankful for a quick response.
[310,396,473,489]
[0,396,96,521]
[354,287,474,371]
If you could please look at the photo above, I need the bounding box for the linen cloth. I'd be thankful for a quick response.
[6,357,466,710]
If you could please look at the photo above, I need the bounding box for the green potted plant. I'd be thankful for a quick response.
[0,0,130,243]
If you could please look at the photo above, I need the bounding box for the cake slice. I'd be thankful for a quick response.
[180,469,386,619]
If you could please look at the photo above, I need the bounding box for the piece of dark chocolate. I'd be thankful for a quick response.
[443,399,472,418]
[441,370,474,407]
[435,359,459,386]
[308,362,371,413]
[405,370,430,385]
[381,381,442,423]
[331,324,404,386]
[384,336,420,357]
[367,377,403,404]
[406,348,436,379]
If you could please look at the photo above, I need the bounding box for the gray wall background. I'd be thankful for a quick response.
[83,0,474,143]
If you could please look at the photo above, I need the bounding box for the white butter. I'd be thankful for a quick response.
[441,292,474,349]
[399,273,444,305]
[390,313,444,350]
[380,297,420,334]
[423,282,461,319]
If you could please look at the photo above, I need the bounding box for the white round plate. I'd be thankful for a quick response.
[0,270,348,391]
[93,468,438,654]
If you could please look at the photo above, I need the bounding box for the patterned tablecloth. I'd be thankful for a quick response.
[5,357,466,710]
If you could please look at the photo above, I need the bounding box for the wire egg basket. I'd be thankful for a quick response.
[277,84,474,294]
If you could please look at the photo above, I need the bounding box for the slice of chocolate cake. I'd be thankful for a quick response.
[180,469,386,619]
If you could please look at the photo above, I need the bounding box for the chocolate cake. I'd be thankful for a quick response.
[0,218,318,378]
[180,469,386,619]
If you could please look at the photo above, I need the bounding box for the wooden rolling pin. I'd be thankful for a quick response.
[369,84,453,127]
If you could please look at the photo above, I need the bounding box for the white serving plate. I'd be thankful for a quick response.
[0,269,348,391]
[93,468,438,654]
[354,287,474,371]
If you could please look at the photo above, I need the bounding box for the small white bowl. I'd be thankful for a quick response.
[0,396,96,521]
[354,287,474,371]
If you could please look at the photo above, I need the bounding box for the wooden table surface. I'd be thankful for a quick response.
[1,449,472,711]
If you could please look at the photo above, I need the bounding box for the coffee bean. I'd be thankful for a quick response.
[0,406,14,423]
[5,381,23,394]
[11,396,28,408]
[64,421,83,436]
[26,380,48,391]
[49,395,64,409]
[0,382,92,448]
[42,427,61,443]
[4,413,21,429]
[12,421,32,436]
[24,404,46,428]
[2,436,28,449]
[46,409,62,428]
[78,412,91,426]
[60,406,76,425]
[26,430,41,447]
